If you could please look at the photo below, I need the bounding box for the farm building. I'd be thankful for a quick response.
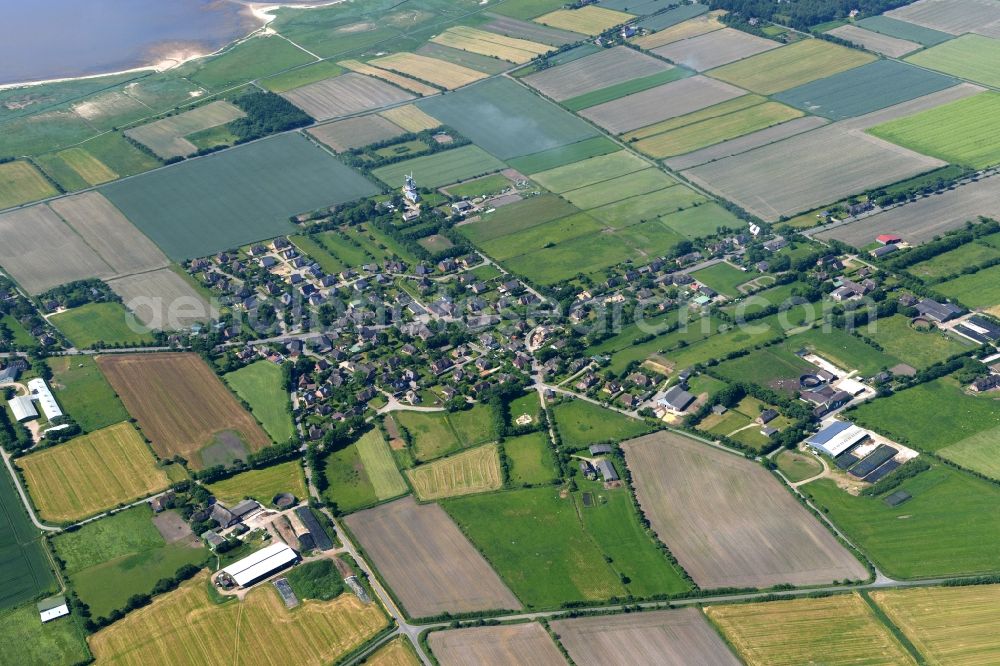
[806,421,869,458]
[7,395,38,422]
[915,298,964,323]
[38,595,69,623]
[594,459,619,482]
[876,234,901,245]
[202,530,226,549]
[220,542,298,588]
[870,244,898,259]
[589,444,613,456]
[27,378,62,420]
[658,385,695,413]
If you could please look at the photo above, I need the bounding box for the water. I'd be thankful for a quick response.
[0,0,265,86]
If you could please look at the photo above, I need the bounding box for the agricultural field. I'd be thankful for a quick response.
[690,261,757,297]
[907,238,1000,279]
[856,14,953,45]
[36,146,118,190]
[683,126,945,222]
[338,60,440,96]
[581,75,745,135]
[417,77,600,160]
[406,443,502,500]
[344,497,521,618]
[53,505,206,618]
[826,24,921,57]
[633,12,725,49]
[371,53,485,90]
[587,185,707,228]
[706,594,916,666]
[259,60,345,93]
[0,160,57,208]
[96,353,272,469]
[713,346,816,394]
[887,0,1000,36]
[524,46,672,101]
[657,201,741,238]
[184,34,315,91]
[50,302,155,349]
[416,42,511,76]
[430,26,551,64]
[18,422,170,523]
[0,465,56,611]
[871,585,1000,665]
[223,361,294,444]
[551,400,651,450]
[653,28,779,71]
[561,168,679,210]
[391,404,496,462]
[101,133,376,261]
[483,14,583,45]
[865,314,971,369]
[107,268,216,330]
[372,145,506,189]
[781,327,899,376]
[379,104,440,132]
[67,131,160,179]
[664,115,828,170]
[530,150,649,192]
[504,432,557,485]
[536,6,632,35]
[429,624,565,666]
[46,355,129,432]
[206,460,307,506]
[935,264,1000,309]
[775,449,824,483]
[907,34,1000,88]
[458,193,578,244]
[88,572,387,666]
[622,431,867,588]
[308,115,406,152]
[124,101,245,159]
[365,636,420,666]
[281,72,414,121]
[0,600,90,666]
[552,608,740,666]
[804,465,1000,579]
[868,92,1000,169]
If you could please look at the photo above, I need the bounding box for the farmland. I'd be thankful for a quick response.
[124,101,245,159]
[372,145,505,188]
[709,39,875,94]
[88,573,387,666]
[504,432,557,485]
[458,194,577,244]
[0,464,56,611]
[96,353,272,469]
[935,264,1000,308]
[223,361,294,444]
[588,186,707,228]
[370,53,484,89]
[775,450,823,483]
[907,237,1000,279]
[806,464,1000,578]
[888,0,1000,37]
[46,355,129,432]
[562,168,679,210]
[366,636,420,666]
[781,327,899,376]
[391,405,496,462]
[107,267,215,330]
[259,60,345,93]
[379,104,440,132]
[36,147,117,190]
[50,302,154,349]
[530,150,649,192]
[868,92,1000,169]
[827,24,921,57]
[309,115,406,152]
[101,133,376,261]
[871,585,1000,665]
[338,60,440,96]
[0,600,90,666]
[551,400,651,450]
[713,346,816,394]
[430,26,551,64]
[0,160,57,208]
[665,116,828,170]
[552,608,740,666]
[18,422,170,523]
[206,460,307,506]
[633,13,725,49]
[706,594,916,665]
[185,34,315,91]
[406,443,502,500]
[344,497,521,618]
[865,315,972,369]
[524,46,672,101]
[429,624,565,666]
[622,431,867,588]
[281,73,415,121]
[690,262,757,297]
[536,6,632,35]
[652,28,779,71]
[484,14,582,45]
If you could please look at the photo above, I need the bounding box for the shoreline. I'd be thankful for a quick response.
[0,0,342,92]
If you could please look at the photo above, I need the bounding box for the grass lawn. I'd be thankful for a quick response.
[504,432,558,486]
[551,400,651,451]
[0,601,90,666]
[865,314,971,369]
[223,361,294,443]
[934,264,1000,309]
[46,355,128,432]
[690,262,757,297]
[50,302,155,349]
[776,450,823,483]
[206,460,307,506]
[782,327,899,375]
[804,465,1000,579]
[508,392,542,428]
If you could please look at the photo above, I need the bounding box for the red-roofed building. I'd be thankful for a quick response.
[876,234,902,245]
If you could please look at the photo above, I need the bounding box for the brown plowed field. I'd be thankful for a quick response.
[621,431,868,589]
[428,623,565,666]
[96,353,271,469]
[344,496,521,618]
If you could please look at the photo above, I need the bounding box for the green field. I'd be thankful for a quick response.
[587,186,706,228]
[907,238,1000,280]
[206,460,307,506]
[865,315,971,369]
[562,68,691,111]
[444,173,512,199]
[855,15,952,46]
[906,34,1000,89]
[850,376,1000,452]
[101,133,376,261]
[934,264,1000,309]
[0,109,95,159]
[530,150,649,192]
[600,314,722,374]
[938,423,1000,481]
[392,405,497,462]
[0,465,56,611]
[417,77,600,160]
[504,432,558,486]
[480,212,602,261]
[658,202,741,238]
[47,355,129,433]
[506,136,619,174]
[0,160,58,208]
[443,484,690,608]
[776,450,823,483]
[50,302,155,349]
[805,465,1000,579]
[624,95,766,142]
[185,35,316,91]
[562,168,676,210]
[260,61,345,93]
[690,262,758,297]
[354,429,408,499]
[224,361,294,443]
[0,601,90,666]
[551,400,651,451]
[782,326,899,376]
[53,505,207,618]
[458,194,578,244]
[372,145,506,188]
[713,346,816,394]
[868,92,1000,169]
[76,132,161,178]
[323,428,408,513]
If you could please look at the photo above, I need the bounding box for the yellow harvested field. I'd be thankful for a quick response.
[706,594,916,666]
[0,160,58,209]
[633,13,725,48]
[406,443,502,500]
[89,573,388,666]
[18,422,169,523]
[339,60,439,96]
[871,585,1000,665]
[371,53,486,90]
[56,147,118,185]
[432,26,551,63]
[380,105,441,132]
[364,637,421,666]
[536,6,633,35]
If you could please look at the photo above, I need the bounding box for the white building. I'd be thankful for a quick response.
[8,395,38,422]
[221,543,297,588]
[27,378,62,421]
[38,596,69,623]
[807,420,869,458]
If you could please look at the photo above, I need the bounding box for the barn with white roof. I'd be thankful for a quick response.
[220,543,298,588]
[806,420,870,458]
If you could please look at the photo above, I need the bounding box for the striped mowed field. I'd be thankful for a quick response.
[355,429,409,500]
[18,422,169,523]
[407,443,502,500]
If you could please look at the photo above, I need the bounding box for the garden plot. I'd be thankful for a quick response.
[337,60,439,96]
[524,46,673,100]
[0,204,112,295]
[309,115,406,152]
[621,431,867,589]
[281,73,414,121]
[580,75,745,134]
[123,101,244,159]
[344,497,521,618]
[371,53,486,90]
[552,608,740,666]
[905,34,1000,90]
[827,24,921,57]
[652,28,779,71]
[107,268,215,330]
[430,26,552,64]
[536,6,633,35]
[683,126,945,222]
[429,624,566,666]
[665,116,830,171]
[886,0,1000,37]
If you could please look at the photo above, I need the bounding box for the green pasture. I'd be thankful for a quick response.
[50,302,155,349]
[260,61,345,93]
[551,400,650,450]
[690,262,758,297]
[562,168,675,210]
[458,194,578,244]
[905,35,1000,89]
[782,327,899,376]
[587,185,703,229]
[372,145,505,189]
[206,460,307,506]
[47,356,129,433]
[865,314,971,369]
[507,136,619,174]
[934,264,1000,309]
[504,432,558,486]
[0,466,56,611]
[713,346,816,394]
[907,239,1000,280]
[0,602,90,666]
[531,150,649,193]
[775,450,823,483]
[658,202,742,238]
[393,404,496,462]
[186,35,315,91]
[224,361,294,443]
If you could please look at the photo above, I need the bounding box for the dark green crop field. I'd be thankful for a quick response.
[101,133,377,261]
[0,466,56,611]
